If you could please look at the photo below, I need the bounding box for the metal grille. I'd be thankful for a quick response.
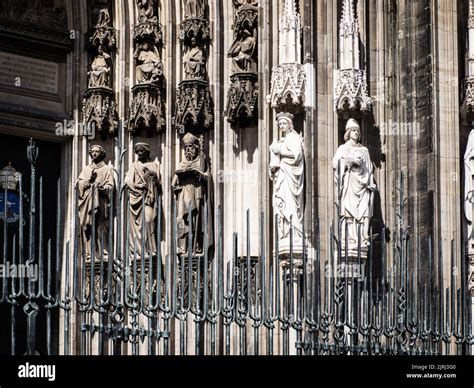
[0,139,472,356]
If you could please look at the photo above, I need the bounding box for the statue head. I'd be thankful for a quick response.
[134,143,151,162]
[142,42,150,51]
[183,133,200,161]
[344,118,361,143]
[89,145,106,163]
[97,45,104,54]
[276,112,294,137]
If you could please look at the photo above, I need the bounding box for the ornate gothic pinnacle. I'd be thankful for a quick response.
[339,0,359,38]
[280,0,300,32]
[469,0,474,29]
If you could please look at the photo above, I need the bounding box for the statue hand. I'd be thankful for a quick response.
[194,170,207,181]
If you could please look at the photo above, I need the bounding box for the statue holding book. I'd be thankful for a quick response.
[172,132,213,255]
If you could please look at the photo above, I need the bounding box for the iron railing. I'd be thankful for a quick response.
[0,139,472,356]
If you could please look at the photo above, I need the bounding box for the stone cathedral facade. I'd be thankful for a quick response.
[0,0,473,356]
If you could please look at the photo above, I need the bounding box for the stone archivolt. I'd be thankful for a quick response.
[225,1,259,126]
[82,0,118,134]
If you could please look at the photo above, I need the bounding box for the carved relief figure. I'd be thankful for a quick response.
[77,145,115,261]
[172,133,213,255]
[92,0,111,27]
[269,112,304,246]
[88,46,111,88]
[228,27,257,73]
[136,0,155,21]
[125,143,161,257]
[184,0,205,19]
[134,43,162,83]
[183,36,205,80]
[333,118,376,257]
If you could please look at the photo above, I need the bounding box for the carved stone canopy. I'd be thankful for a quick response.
[226,72,258,126]
[462,77,474,124]
[129,83,165,133]
[90,25,116,49]
[133,20,163,46]
[173,79,213,133]
[334,69,372,116]
[233,3,258,32]
[268,63,306,112]
[82,87,118,134]
[179,18,210,46]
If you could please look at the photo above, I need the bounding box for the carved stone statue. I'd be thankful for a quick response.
[91,0,112,27]
[172,133,213,255]
[464,130,474,254]
[233,0,258,7]
[228,27,257,73]
[333,118,376,258]
[464,131,474,294]
[134,43,162,83]
[136,0,155,21]
[269,112,304,255]
[184,0,205,19]
[125,143,161,257]
[183,37,205,80]
[77,145,115,261]
[88,46,111,88]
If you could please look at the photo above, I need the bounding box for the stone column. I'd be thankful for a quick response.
[268,0,306,355]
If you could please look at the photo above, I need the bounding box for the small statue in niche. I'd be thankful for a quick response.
[184,0,205,19]
[269,112,304,252]
[77,145,115,261]
[183,36,205,80]
[228,27,257,73]
[92,0,111,27]
[125,143,161,257]
[332,118,377,258]
[134,42,162,83]
[88,45,111,88]
[172,133,213,255]
[136,0,156,22]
